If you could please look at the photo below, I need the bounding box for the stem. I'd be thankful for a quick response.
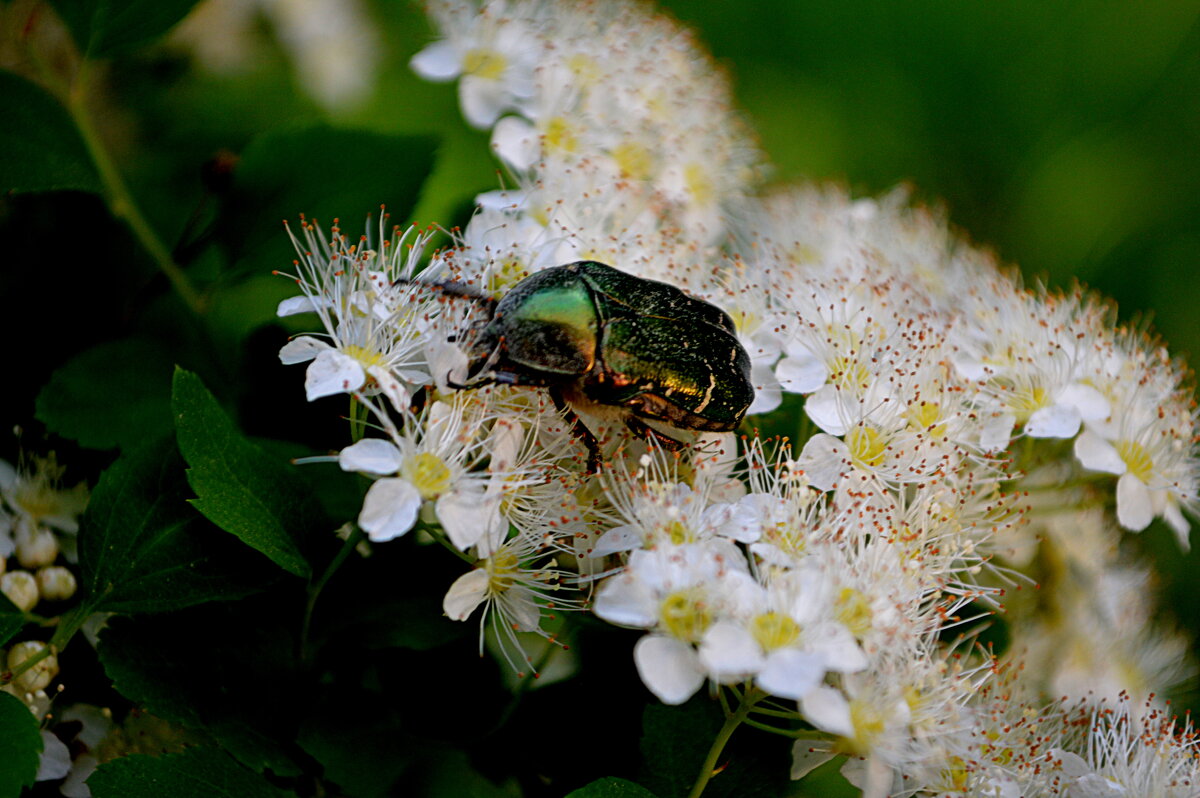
[421,522,476,564]
[63,64,206,314]
[687,686,763,798]
[741,716,810,737]
[1,602,92,686]
[300,527,365,664]
[348,398,369,443]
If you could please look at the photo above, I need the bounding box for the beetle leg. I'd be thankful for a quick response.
[549,385,602,474]
[625,417,687,452]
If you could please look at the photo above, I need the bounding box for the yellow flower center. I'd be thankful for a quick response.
[829,355,871,393]
[843,698,885,753]
[750,612,801,651]
[1117,440,1154,483]
[684,162,714,207]
[943,756,970,789]
[789,243,820,265]
[544,116,577,153]
[403,452,452,500]
[1007,385,1048,422]
[486,258,530,295]
[762,521,805,558]
[846,424,887,469]
[727,308,759,336]
[612,141,654,181]
[659,589,711,643]
[463,48,506,80]
[342,344,387,370]
[567,53,600,85]
[664,519,693,546]
[834,587,873,638]
[485,549,520,595]
[981,730,1015,766]
[905,401,946,438]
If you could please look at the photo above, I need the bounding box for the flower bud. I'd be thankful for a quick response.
[7,640,58,692]
[15,524,58,569]
[1,571,38,612]
[36,566,77,602]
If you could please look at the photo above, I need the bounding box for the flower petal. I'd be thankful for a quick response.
[338,438,403,475]
[1057,383,1110,422]
[804,385,849,436]
[801,685,854,737]
[276,295,330,317]
[633,634,705,705]
[791,738,836,780]
[492,115,539,171]
[438,490,502,551]
[279,336,329,365]
[1025,404,1081,439]
[460,76,511,129]
[698,621,763,680]
[305,349,365,400]
[1116,472,1154,531]
[1074,431,1126,475]
[758,648,825,700]
[409,40,461,81]
[358,478,421,542]
[776,353,828,394]
[36,731,71,781]
[443,568,489,621]
[795,434,847,492]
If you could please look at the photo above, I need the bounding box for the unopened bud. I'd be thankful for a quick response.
[15,525,58,569]
[36,566,77,602]
[1,571,38,612]
[7,640,58,692]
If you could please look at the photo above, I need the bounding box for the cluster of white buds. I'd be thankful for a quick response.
[0,454,84,615]
[276,0,1200,792]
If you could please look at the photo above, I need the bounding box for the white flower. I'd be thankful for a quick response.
[1073,367,1197,547]
[277,219,444,413]
[697,566,866,700]
[341,398,506,548]
[410,0,540,128]
[443,530,581,674]
[593,542,755,704]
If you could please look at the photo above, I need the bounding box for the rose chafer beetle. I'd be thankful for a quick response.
[445,261,754,471]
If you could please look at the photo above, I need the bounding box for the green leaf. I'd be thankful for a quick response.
[349,595,467,651]
[172,368,315,578]
[640,699,793,798]
[88,747,295,798]
[77,436,272,614]
[297,709,413,798]
[0,691,42,798]
[98,605,303,777]
[35,338,174,450]
[0,72,100,194]
[566,778,661,798]
[217,126,436,278]
[0,593,25,648]
[48,0,201,59]
[411,750,512,798]
[639,700,722,798]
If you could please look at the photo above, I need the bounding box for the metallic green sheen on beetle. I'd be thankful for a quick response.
[456,261,754,457]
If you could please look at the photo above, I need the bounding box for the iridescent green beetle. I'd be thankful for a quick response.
[451,261,754,470]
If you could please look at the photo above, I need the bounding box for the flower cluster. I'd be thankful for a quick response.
[271,0,1200,793]
[0,451,90,792]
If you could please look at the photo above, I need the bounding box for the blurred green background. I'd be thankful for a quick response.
[3,0,1199,700]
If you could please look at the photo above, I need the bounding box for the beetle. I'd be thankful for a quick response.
[444,261,754,471]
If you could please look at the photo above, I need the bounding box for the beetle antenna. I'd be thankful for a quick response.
[395,276,499,313]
